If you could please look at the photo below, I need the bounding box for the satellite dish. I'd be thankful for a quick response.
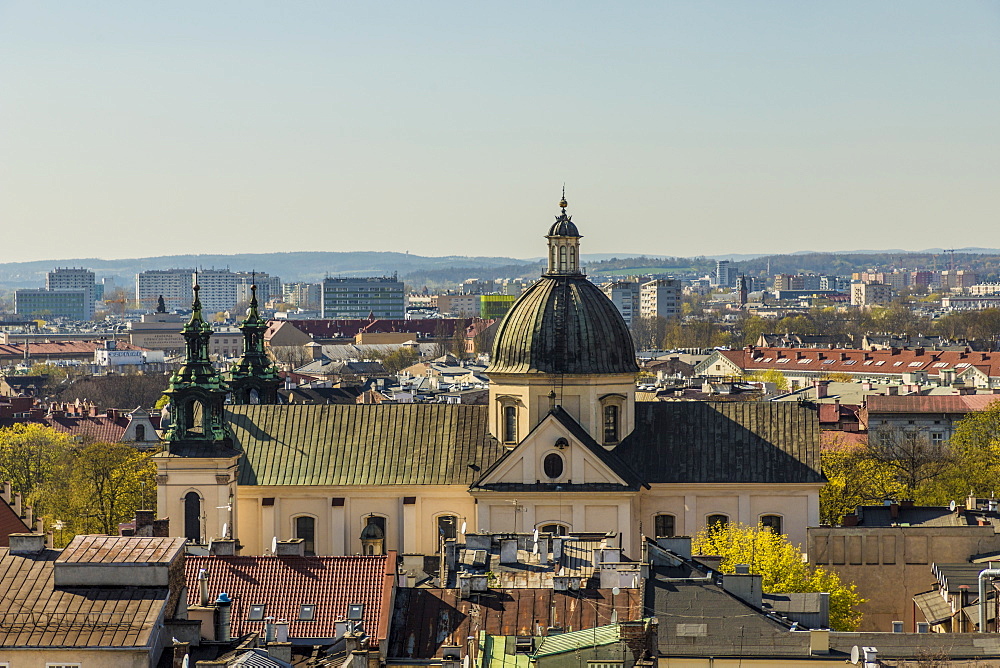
[533,528,539,542]
[950,500,957,512]
[460,521,467,535]
[612,587,621,596]
[222,523,228,538]
[183,656,189,668]
[271,536,277,554]
[850,646,860,665]
[532,540,538,555]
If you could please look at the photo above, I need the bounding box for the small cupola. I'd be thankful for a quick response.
[545,188,582,276]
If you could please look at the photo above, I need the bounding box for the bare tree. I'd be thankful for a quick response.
[868,425,953,497]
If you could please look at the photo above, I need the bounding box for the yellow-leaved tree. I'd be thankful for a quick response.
[692,522,865,631]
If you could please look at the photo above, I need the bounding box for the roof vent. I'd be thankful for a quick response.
[8,533,46,553]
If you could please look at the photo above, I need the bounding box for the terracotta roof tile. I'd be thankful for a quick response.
[718,347,1000,379]
[185,553,395,641]
[866,394,1000,414]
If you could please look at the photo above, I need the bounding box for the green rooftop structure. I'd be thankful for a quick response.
[228,282,281,404]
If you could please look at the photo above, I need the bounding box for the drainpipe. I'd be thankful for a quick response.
[978,569,1000,632]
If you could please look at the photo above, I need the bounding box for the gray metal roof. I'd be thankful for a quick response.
[488,275,638,376]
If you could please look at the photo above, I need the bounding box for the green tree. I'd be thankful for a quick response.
[65,442,157,536]
[0,424,73,516]
[692,522,865,631]
[742,368,789,392]
[820,434,901,524]
[374,347,419,373]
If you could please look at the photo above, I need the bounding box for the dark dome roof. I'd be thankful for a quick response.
[360,520,384,540]
[547,214,580,237]
[488,275,639,375]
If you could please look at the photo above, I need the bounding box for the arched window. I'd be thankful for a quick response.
[540,523,568,536]
[569,246,576,270]
[654,514,676,538]
[706,514,729,531]
[760,515,783,534]
[603,404,620,444]
[559,246,567,271]
[550,246,558,272]
[437,515,458,542]
[295,516,316,556]
[503,405,518,444]
[134,424,146,441]
[543,453,564,479]
[184,492,202,543]
[249,389,260,405]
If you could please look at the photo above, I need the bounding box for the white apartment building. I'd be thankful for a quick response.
[640,279,682,320]
[236,272,282,304]
[601,282,640,326]
[47,267,96,320]
[282,282,321,309]
[137,269,238,313]
[851,282,893,307]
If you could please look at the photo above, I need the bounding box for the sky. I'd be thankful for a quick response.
[1,2,998,263]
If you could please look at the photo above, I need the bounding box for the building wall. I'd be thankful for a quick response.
[640,280,681,320]
[46,267,96,319]
[321,277,405,319]
[14,289,88,320]
[0,648,154,667]
[809,525,1000,632]
[602,282,640,326]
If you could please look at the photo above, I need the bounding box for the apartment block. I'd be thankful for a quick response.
[282,282,321,309]
[137,269,238,313]
[601,281,640,326]
[640,279,682,320]
[851,282,893,307]
[437,294,481,317]
[46,267,96,319]
[236,272,282,304]
[14,288,89,320]
[320,276,405,319]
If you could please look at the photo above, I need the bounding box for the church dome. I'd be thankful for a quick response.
[547,216,580,237]
[487,274,639,375]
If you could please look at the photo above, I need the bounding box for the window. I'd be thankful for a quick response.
[437,514,458,541]
[543,453,564,479]
[760,515,783,534]
[540,523,568,536]
[295,516,316,556]
[706,514,729,530]
[603,404,620,444]
[931,432,944,443]
[654,514,675,538]
[299,604,316,621]
[248,604,266,621]
[134,423,146,440]
[184,491,202,543]
[503,405,517,443]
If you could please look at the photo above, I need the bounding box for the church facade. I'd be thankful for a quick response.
[155,197,823,557]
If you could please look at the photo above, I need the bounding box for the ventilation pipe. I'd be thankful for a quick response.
[215,592,232,642]
[198,568,209,607]
[980,569,1000,632]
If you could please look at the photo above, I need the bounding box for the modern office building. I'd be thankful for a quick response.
[712,260,737,288]
[14,288,89,320]
[320,276,405,319]
[46,267,96,319]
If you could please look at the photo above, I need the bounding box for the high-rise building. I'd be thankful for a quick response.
[236,272,282,305]
[137,269,238,313]
[712,260,737,288]
[851,282,893,307]
[601,281,640,326]
[640,279,682,320]
[282,282,321,310]
[46,267,96,320]
[320,276,405,319]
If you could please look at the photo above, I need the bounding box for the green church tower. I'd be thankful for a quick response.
[228,282,282,404]
[163,280,233,450]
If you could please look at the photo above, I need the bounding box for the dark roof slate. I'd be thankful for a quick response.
[615,402,823,484]
[228,404,505,486]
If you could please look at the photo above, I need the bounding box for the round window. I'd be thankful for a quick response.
[543,453,564,479]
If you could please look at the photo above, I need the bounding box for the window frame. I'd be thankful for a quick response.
[759,514,783,534]
[538,522,569,536]
[293,514,317,556]
[542,452,565,480]
[706,514,729,530]
[653,513,676,538]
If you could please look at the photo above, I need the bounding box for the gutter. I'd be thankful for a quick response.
[979,568,1000,631]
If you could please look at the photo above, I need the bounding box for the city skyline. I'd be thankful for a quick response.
[2,2,998,262]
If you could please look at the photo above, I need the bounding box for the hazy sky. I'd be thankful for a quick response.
[2,2,998,262]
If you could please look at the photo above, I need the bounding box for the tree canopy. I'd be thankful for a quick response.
[692,521,865,631]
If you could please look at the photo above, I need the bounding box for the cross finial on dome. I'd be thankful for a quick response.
[559,184,568,212]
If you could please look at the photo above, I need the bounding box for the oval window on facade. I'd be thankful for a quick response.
[543,453,564,479]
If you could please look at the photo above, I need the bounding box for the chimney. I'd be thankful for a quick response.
[9,533,46,553]
[275,538,305,556]
[198,568,210,606]
[268,641,293,663]
[814,380,829,399]
[172,640,190,668]
[721,569,763,608]
[135,509,155,534]
[500,539,519,565]
[890,502,899,519]
[809,629,829,655]
[900,499,915,508]
[209,539,236,556]
[214,592,232,642]
[841,514,859,527]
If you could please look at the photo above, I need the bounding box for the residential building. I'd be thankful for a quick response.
[863,394,1000,445]
[942,294,1000,310]
[602,281,640,325]
[320,276,405,319]
[969,283,1000,296]
[14,288,89,320]
[128,309,187,352]
[282,282,321,309]
[236,271,282,304]
[850,281,892,307]
[137,268,238,312]
[854,271,910,290]
[940,269,978,291]
[0,533,186,666]
[155,195,823,559]
[438,293,481,317]
[639,278,681,320]
[46,267,96,319]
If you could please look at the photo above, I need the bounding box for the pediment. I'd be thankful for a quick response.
[473,410,633,488]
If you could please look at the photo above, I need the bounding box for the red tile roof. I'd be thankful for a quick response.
[719,347,1000,379]
[185,553,395,641]
[0,500,31,548]
[866,394,1000,414]
[0,341,148,360]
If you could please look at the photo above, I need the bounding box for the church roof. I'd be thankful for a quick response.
[224,402,820,488]
[228,404,504,486]
[614,402,824,484]
[488,276,639,376]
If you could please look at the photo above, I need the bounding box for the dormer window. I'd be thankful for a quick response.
[603,405,620,445]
